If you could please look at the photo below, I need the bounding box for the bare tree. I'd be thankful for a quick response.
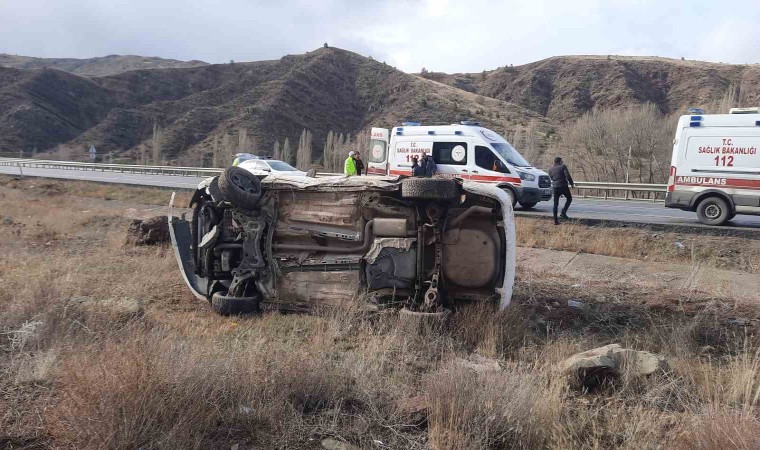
[211,136,220,167]
[238,128,250,154]
[282,138,293,166]
[561,104,672,184]
[273,140,281,160]
[296,129,313,170]
[151,121,163,165]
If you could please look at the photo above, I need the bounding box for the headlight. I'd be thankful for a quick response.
[517,171,535,182]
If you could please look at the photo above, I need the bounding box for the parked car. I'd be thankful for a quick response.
[169,167,516,316]
[238,159,306,177]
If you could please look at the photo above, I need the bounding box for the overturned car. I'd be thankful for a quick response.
[169,167,515,315]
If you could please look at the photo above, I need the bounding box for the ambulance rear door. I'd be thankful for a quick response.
[367,128,390,175]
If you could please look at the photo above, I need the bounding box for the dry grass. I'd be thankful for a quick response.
[1,179,759,449]
[516,216,760,274]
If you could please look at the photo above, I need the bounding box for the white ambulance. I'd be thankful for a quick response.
[366,121,552,208]
[666,108,760,225]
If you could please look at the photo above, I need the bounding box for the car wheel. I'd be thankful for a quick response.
[218,166,262,209]
[519,201,537,209]
[211,291,260,316]
[401,178,459,201]
[696,197,730,226]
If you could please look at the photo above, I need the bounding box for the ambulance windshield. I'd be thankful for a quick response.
[492,142,531,167]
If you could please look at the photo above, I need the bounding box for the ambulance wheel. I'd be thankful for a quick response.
[696,196,730,226]
[401,178,459,201]
[519,201,537,209]
[218,166,262,209]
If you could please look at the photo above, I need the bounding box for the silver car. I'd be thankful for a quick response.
[169,167,515,316]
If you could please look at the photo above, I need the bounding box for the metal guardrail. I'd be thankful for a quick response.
[0,158,667,199]
[0,158,225,177]
[574,181,667,202]
[0,158,343,178]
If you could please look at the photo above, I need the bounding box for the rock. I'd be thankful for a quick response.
[126,216,170,245]
[675,241,686,250]
[321,438,360,450]
[2,216,13,225]
[567,299,585,309]
[559,344,668,390]
[613,348,668,377]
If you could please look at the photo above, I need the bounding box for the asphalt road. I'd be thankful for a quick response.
[516,196,760,230]
[3,164,760,230]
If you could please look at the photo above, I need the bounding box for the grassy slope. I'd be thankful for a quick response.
[0,178,758,448]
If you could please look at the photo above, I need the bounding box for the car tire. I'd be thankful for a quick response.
[211,291,260,316]
[519,201,537,209]
[696,196,730,226]
[401,178,459,201]
[218,166,262,209]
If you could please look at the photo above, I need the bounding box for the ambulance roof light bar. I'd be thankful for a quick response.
[729,107,760,114]
[687,108,705,115]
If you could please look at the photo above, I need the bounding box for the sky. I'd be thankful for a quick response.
[1,0,759,73]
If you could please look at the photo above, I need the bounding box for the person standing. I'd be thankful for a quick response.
[354,152,365,175]
[421,151,437,177]
[548,156,574,225]
[411,156,423,177]
[344,151,358,176]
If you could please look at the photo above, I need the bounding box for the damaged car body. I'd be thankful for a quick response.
[169,167,515,315]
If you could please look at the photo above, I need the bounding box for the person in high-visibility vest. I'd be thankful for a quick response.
[344,151,358,176]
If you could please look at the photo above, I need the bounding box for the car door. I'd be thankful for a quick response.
[472,145,514,184]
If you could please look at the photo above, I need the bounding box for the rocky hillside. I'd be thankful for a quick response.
[0,54,207,77]
[2,49,758,162]
[423,55,760,122]
[0,47,545,160]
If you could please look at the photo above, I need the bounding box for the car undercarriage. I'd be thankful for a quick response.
[169,167,515,315]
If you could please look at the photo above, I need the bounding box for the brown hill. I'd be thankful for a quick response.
[0,54,208,78]
[3,50,757,163]
[0,67,117,153]
[423,55,760,122]
[0,47,545,160]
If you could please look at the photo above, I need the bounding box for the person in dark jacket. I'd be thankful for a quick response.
[411,156,424,177]
[548,156,575,225]
[354,153,365,175]
[420,151,437,177]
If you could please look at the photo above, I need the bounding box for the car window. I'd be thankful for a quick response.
[475,146,510,173]
[432,142,467,165]
[267,161,298,171]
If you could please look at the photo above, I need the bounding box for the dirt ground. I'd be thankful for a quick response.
[0,177,758,450]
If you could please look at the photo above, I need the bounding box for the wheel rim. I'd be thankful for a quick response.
[705,204,721,220]
[231,173,259,195]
